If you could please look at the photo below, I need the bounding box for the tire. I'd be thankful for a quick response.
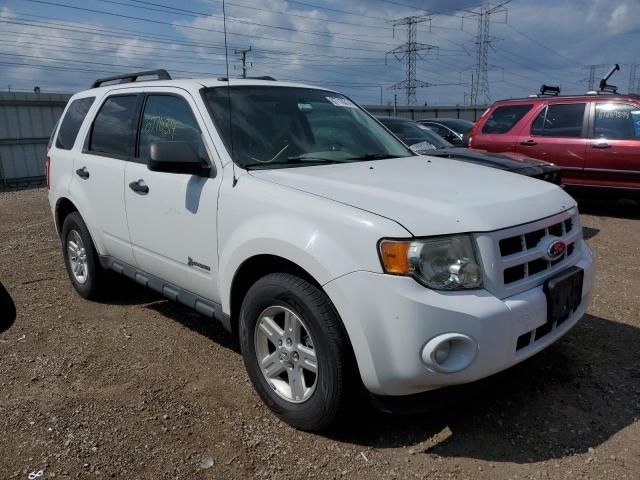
[61,212,105,300]
[239,272,351,431]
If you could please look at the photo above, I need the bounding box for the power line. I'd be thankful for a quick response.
[505,23,584,68]
[0,15,392,62]
[16,0,395,54]
[93,0,397,45]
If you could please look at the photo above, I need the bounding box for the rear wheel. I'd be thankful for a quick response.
[239,273,351,431]
[61,212,105,300]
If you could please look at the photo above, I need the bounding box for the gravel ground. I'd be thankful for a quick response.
[0,188,638,480]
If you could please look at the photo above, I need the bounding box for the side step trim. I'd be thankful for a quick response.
[99,256,231,332]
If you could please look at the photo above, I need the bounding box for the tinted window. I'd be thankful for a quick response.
[481,104,532,134]
[89,95,138,157]
[531,103,585,138]
[56,97,95,150]
[139,95,206,161]
[595,103,640,139]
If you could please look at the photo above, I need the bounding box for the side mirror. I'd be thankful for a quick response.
[147,141,211,176]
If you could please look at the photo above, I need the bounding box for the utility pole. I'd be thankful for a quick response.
[463,1,510,106]
[234,46,252,78]
[386,15,437,105]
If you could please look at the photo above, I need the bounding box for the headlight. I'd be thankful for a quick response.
[379,235,483,290]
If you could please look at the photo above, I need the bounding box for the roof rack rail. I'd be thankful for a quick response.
[216,76,276,81]
[599,64,619,94]
[91,69,171,88]
[539,84,560,96]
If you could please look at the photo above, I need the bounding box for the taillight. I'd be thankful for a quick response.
[45,146,51,190]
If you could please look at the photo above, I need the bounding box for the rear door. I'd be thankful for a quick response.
[124,88,222,302]
[583,101,640,189]
[516,102,588,184]
[69,93,141,265]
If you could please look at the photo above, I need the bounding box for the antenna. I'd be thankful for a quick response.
[221,0,238,186]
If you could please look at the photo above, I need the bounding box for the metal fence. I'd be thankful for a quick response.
[363,104,488,121]
[0,92,71,189]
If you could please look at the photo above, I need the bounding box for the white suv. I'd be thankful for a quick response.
[47,70,595,430]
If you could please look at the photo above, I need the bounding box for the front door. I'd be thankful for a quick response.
[124,91,222,302]
[516,102,588,185]
[583,102,640,189]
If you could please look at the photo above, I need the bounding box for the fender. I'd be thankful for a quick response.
[217,173,411,314]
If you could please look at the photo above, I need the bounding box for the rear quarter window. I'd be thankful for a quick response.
[481,104,533,134]
[56,97,95,150]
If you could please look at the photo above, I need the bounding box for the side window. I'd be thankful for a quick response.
[531,103,585,138]
[56,97,95,150]
[89,95,139,157]
[595,103,640,140]
[138,95,206,161]
[481,104,533,134]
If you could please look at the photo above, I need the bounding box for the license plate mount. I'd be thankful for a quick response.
[543,266,584,325]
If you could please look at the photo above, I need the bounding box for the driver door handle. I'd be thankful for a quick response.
[129,179,149,194]
[592,142,611,149]
[520,140,537,146]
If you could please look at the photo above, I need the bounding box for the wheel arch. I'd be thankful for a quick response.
[228,254,323,337]
[55,197,79,236]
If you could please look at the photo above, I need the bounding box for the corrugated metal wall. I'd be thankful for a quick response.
[363,105,488,121]
[0,92,71,188]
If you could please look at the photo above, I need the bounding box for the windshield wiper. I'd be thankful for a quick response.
[245,157,347,170]
[344,153,406,161]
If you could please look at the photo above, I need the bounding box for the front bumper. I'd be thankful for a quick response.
[324,239,594,396]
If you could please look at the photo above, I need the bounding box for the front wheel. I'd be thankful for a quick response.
[239,273,351,431]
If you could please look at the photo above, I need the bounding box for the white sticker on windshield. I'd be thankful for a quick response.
[326,96,357,108]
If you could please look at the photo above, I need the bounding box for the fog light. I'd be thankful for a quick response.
[421,333,478,373]
[434,340,451,364]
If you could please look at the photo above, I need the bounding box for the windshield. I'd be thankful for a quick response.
[202,86,413,169]
[381,119,454,149]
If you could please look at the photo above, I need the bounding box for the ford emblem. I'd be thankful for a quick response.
[547,240,566,260]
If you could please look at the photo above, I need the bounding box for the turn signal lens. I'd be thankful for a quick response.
[379,241,410,274]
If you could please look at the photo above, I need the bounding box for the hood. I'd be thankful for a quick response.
[426,147,554,173]
[248,156,575,237]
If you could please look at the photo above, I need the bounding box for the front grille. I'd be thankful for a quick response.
[476,209,582,299]
[499,217,577,285]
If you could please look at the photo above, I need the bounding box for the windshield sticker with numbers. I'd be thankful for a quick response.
[326,97,357,108]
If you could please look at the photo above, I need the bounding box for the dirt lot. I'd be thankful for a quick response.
[0,188,638,480]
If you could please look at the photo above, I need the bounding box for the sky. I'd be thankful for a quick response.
[0,0,639,105]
